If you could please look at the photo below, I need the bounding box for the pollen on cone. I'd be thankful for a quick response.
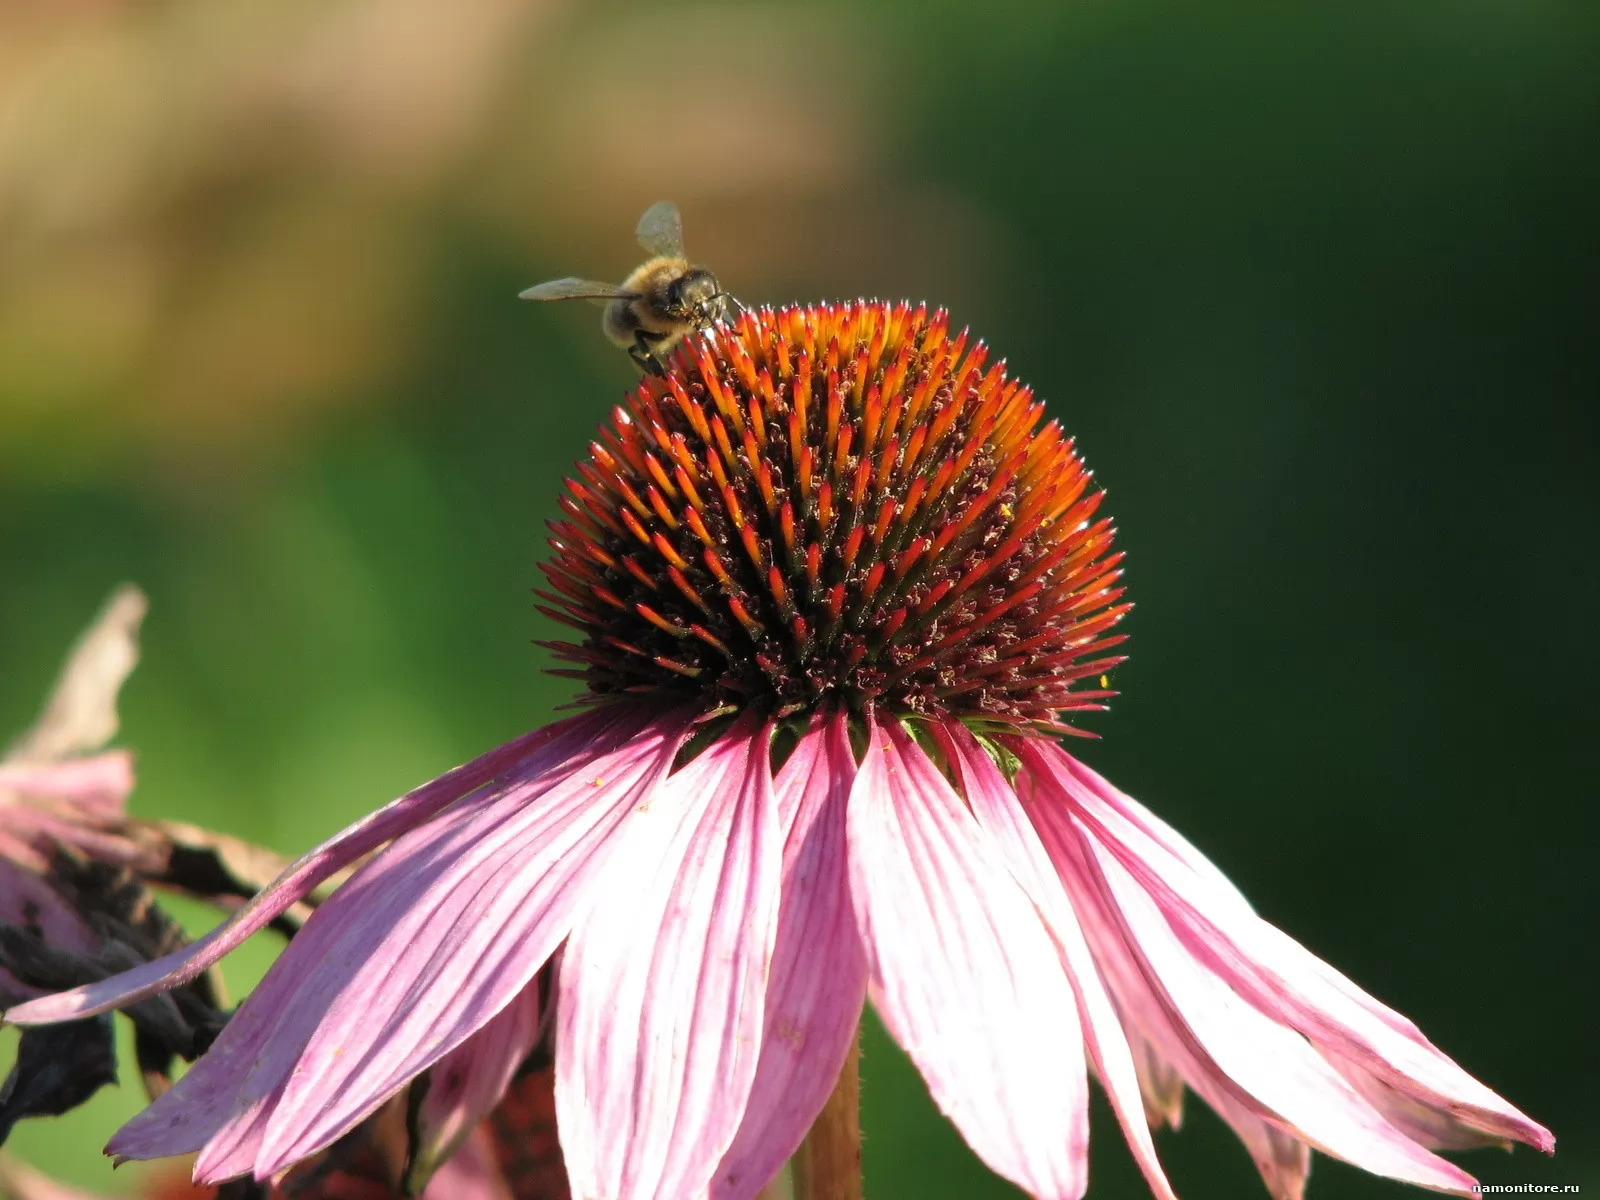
[538,301,1129,733]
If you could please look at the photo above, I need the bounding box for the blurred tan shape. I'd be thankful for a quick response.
[6,584,146,764]
[0,1154,107,1200]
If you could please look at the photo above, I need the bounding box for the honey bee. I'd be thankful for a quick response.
[519,201,741,374]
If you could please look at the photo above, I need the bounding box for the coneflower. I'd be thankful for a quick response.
[9,303,1552,1199]
[0,585,223,1143]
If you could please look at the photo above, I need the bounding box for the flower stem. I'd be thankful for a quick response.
[792,1023,863,1200]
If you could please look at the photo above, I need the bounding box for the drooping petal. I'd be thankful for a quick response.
[0,753,146,871]
[104,705,691,1181]
[6,703,648,1027]
[1198,1096,1313,1200]
[249,707,692,1178]
[0,861,99,957]
[558,718,784,1200]
[712,710,867,1200]
[1006,768,1194,1137]
[0,832,41,873]
[1026,748,1249,908]
[0,752,133,814]
[937,722,1177,1200]
[1022,766,1481,1196]
[848,717,1090,1200]
[1068,838,1318,1200]
[1329,1060,1515,1152]
[1122,1021,1187,1132]
[407,980,544,1193]
[1036,808,1318,1200]
[419,1124,513,1200]
[1020,740,1553,1155]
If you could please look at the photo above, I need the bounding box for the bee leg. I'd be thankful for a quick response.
[629,332,667,378]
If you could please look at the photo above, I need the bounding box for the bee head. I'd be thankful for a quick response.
[668,269,723,322]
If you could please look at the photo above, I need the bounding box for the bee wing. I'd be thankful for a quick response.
[519,277,638,303]
[634,201,686,259]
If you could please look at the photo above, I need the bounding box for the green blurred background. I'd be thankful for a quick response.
[2,1,1595,1196]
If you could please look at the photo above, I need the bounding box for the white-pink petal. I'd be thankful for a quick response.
[713,710,868,1200]
[558,718,784,1200]
[1023,741,1553,1155]
[848,717,1090,1200]
[938,722,1177,1200]
[419,1125,513,1200]
[1087,872,1315,1200]
[1026,776,1480,1195]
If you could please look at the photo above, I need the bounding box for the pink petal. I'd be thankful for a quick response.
[0,860,98,956]
[0,830,47,873]
[419,1124,513,1200]
[7,704,648,1027]
[936,722,1177,1200]
[250,706,692,1176]
[1112,972,1318,1200]
[1106,969,1316,1200]
[557,717,784,1200]
[408,980,544,1192]
[104,705,690,1180]
[1026,749,1248,908]
[1123,1023,1186,1131]
[1329,1060,1515,1152]
[1031,811,1318,1200]
[1012,763,1315,1200]
[1023,771,1480,1195]
[0,752,148,868]
[3,811,153,870]
[712,710,868,1200]
[848,717,1089,1200]
[1022,740,1553,1155]
[0,751,133,812]
[1218,1108,1314,1200]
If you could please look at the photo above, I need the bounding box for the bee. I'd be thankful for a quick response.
[519,201,741,375]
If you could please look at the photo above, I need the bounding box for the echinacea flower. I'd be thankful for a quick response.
[9,303,1551,1199]
[1,585,144,1136]
[1,586,226,1142]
